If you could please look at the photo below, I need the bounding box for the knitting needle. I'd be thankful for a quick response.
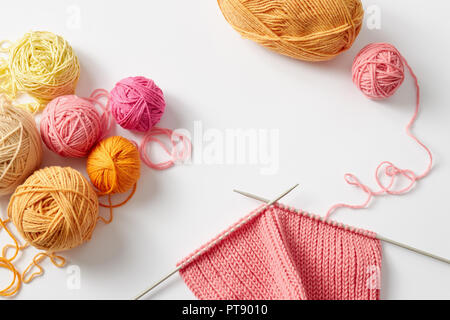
[376,235,450,264]
[134,184,300,300]
[233,189,450,265]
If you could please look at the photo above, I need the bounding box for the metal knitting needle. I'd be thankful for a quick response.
[234,189,450,265]
[134,184,300,300]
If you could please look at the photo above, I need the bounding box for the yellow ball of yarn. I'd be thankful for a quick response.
[0,97,42,195]
[8,166,99,252]
[87,136,141,195]
[218,0,364,62]
[6,31,80,107]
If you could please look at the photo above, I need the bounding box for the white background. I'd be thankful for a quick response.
[0,0,449,300]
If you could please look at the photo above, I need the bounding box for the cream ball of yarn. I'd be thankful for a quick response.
[0,97,42,195]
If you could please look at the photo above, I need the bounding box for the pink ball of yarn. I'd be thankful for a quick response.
[110,76,166,132]
[40,94,109,157]
[352,43,405,100]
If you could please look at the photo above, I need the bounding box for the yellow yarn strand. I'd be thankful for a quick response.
[0,31,80,113]
[217,0,364,62]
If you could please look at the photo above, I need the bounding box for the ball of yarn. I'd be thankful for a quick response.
[218,0,364,62]
[87,136,140,195]
[0,97,42,195]
[40,93,109,158]
[7,31,80,105]
[8,166,98,251]
[110,76,165,132]
[352,43,405,99]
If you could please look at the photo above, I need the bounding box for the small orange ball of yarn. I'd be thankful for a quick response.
[87,136,140,195]
[218,0,364,62]
[8,166,98,251]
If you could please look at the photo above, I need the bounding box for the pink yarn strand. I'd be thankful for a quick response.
[325,44,433,220]
[139,127,192,170]
[84,88,112,140]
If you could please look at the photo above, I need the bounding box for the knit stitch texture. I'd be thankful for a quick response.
[179,204,382,300]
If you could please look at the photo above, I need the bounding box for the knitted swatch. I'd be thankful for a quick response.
[179,204,381,300]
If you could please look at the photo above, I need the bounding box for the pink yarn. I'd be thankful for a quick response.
[325,43,433,219]
[352,43,405,99]
[110,76,165,132]
[139,127,191,170]
[40,89,111,158]
[179,204,381,300]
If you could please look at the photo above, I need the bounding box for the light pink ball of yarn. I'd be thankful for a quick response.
[352,43,405,100]
[40,95,107,157]
[110,76,166,132]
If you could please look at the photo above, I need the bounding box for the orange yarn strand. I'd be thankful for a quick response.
[0,219,22,297]
[0,256,21,297]
[0,219,20,261]
[97,183,137,224]
[99,184,137,209]
[22,252,65,284]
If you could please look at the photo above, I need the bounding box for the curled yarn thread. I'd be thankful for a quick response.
[40,89,112,157]
[139,127,192,170]
[87,136,141,223]
[0,96,42,195]
[110,76,165,132]
[0,217,22,297]
[1,166,98,296]
[325,43,433,219]
[217,0,364,62]
[0,31,80,112]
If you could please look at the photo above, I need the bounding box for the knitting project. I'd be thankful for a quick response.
[179,204,381,300]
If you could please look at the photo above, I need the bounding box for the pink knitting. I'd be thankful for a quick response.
[179,204,381,300]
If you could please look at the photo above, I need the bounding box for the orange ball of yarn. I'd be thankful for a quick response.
[8,166,98,251]
[87,136,140,195]
[218,0,364,62]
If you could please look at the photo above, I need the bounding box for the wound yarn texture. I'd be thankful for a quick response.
[0,96,42,195]
[40,89,111,158]
[87,136,141,196]
[0,31,80,112]
[179,204,381,300]
[8,166,99,252]
[110,76,165,132]
[87,136,140,223]
[218,0,364,62]
[352,43,405,99]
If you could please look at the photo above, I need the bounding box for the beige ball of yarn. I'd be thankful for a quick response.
[8,166,99,252]
[0,97,42,195]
